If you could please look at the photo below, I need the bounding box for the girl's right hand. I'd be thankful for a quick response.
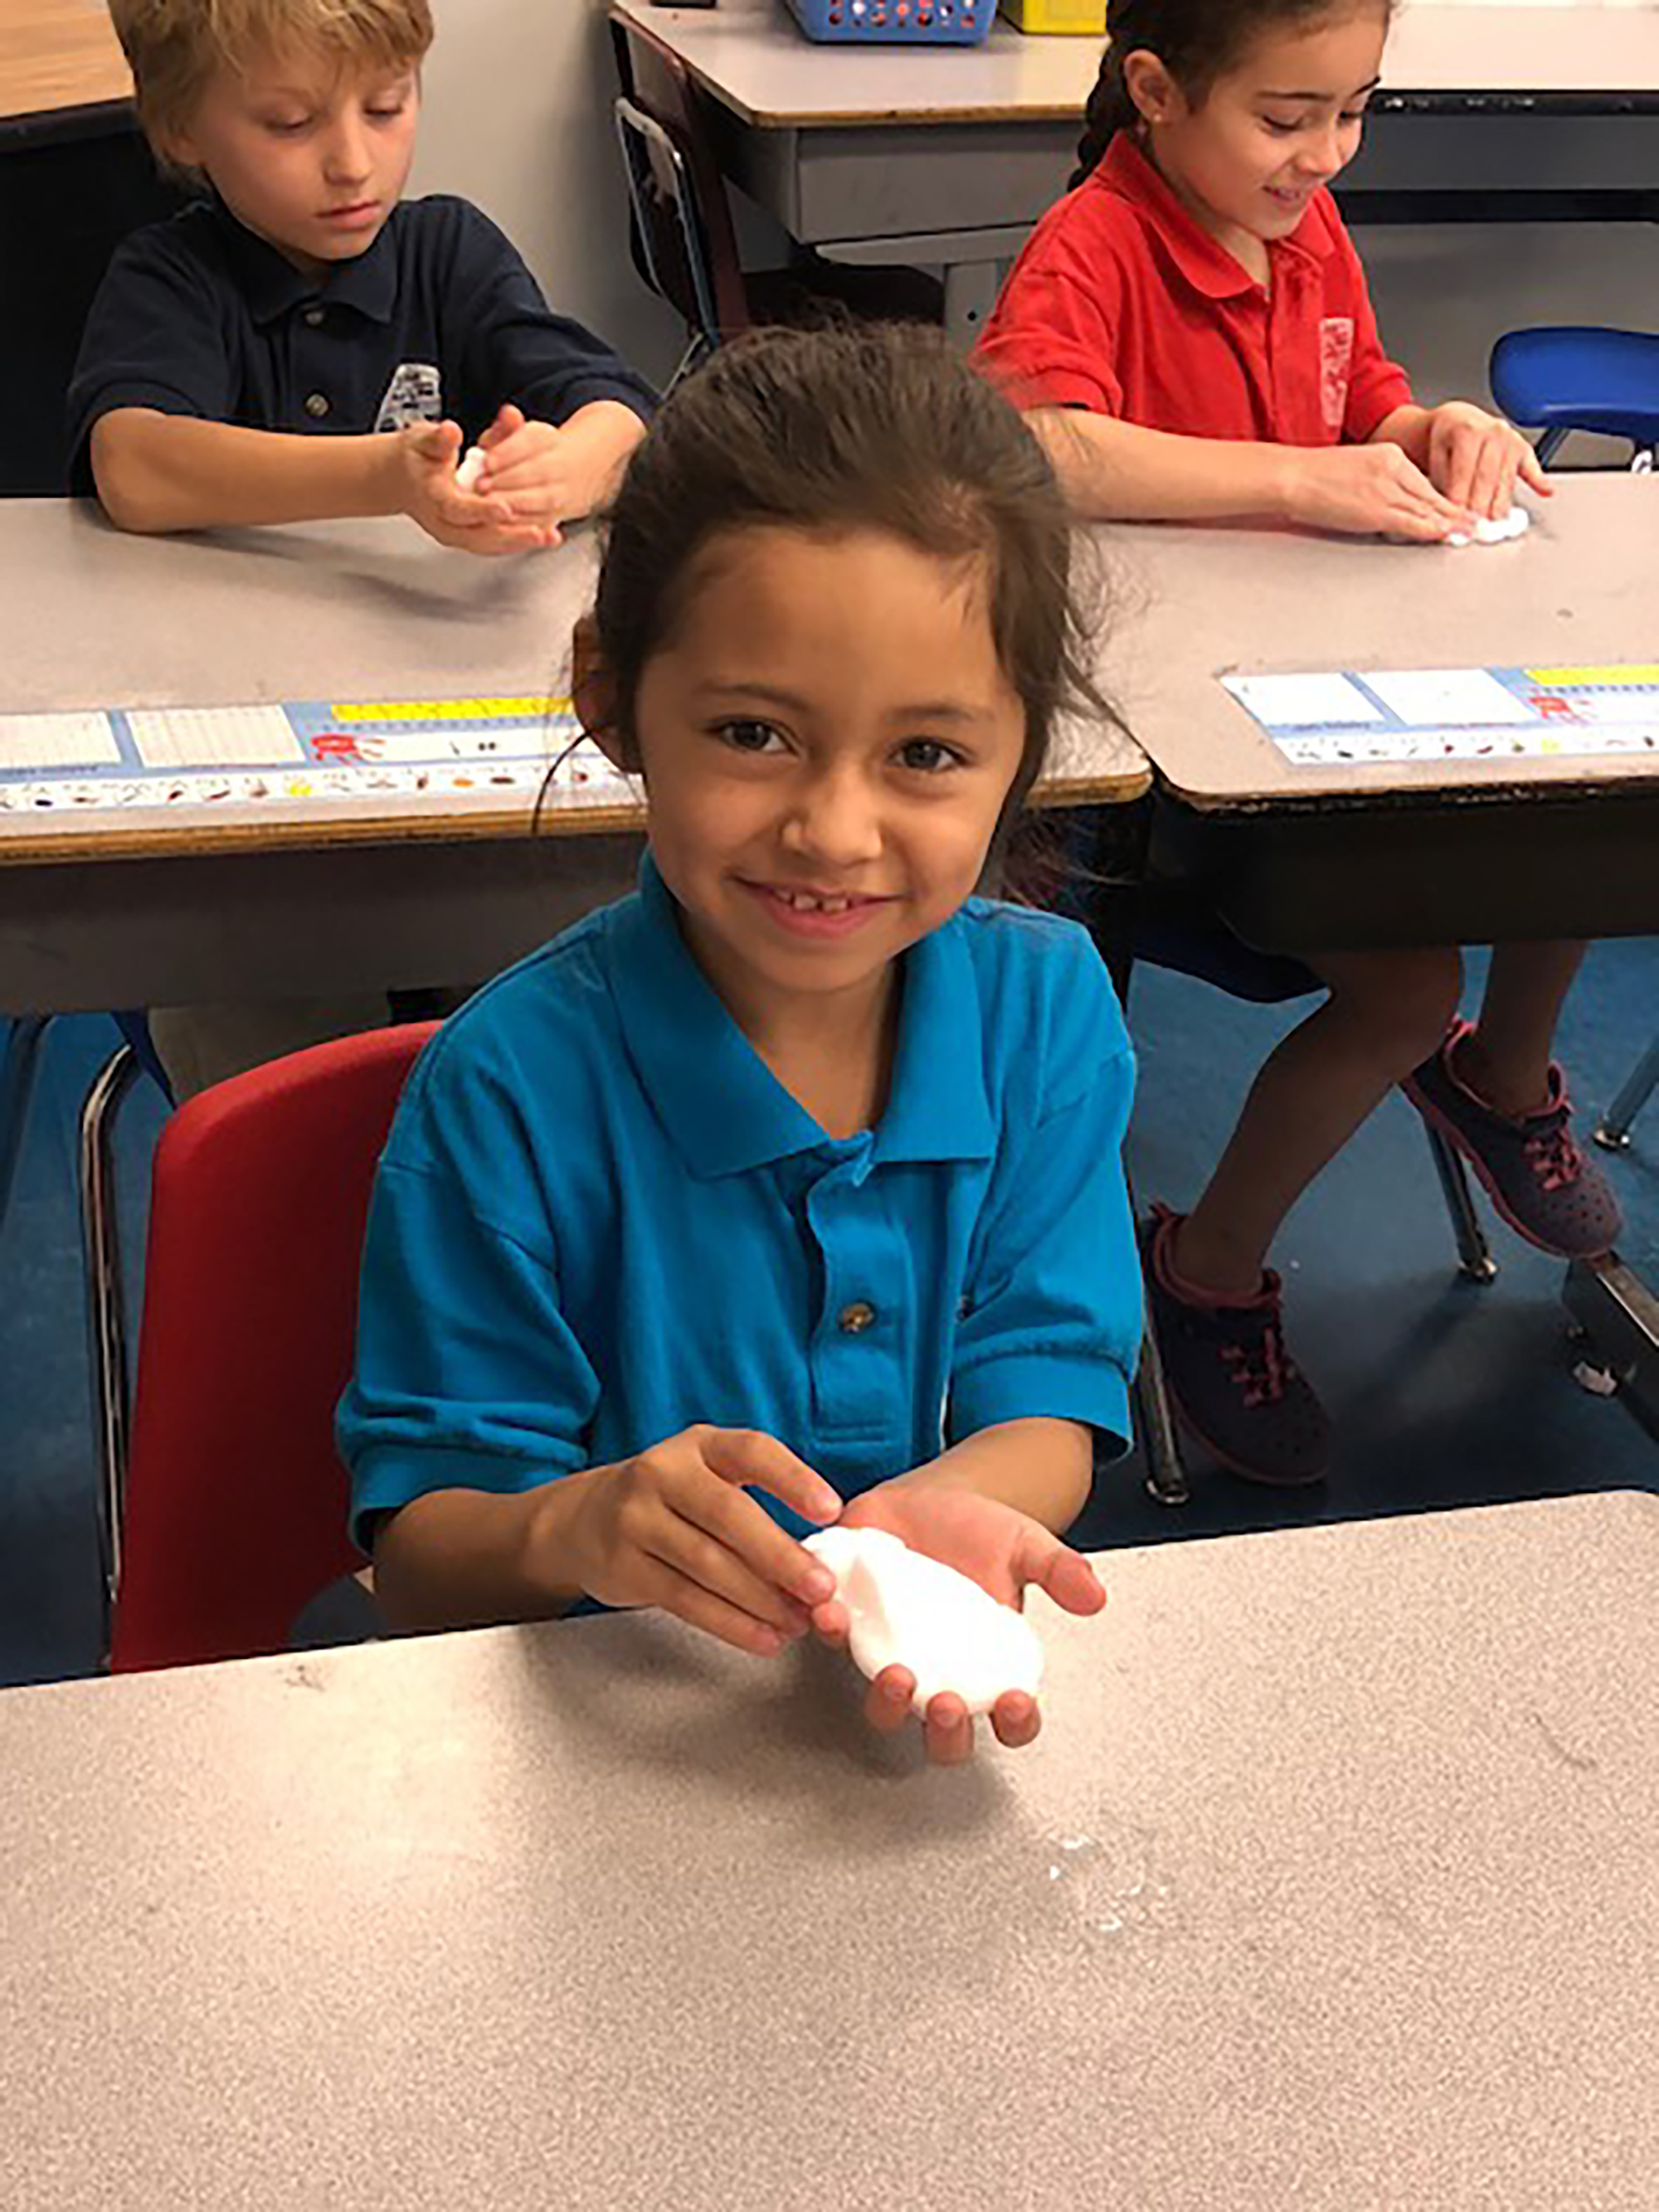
[393,418,557,557]
[1284,444,1472,543]
[553,1427,843,1656]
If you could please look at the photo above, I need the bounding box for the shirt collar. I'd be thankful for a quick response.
[606,856,995,1181]
[212,198,400,327]
[1095,133,1333,299]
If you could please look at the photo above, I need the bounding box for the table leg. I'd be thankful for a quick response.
[1563,1255,1659,1441]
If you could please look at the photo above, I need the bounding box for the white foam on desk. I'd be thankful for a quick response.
[1446,504,1531,548]
[805,1526,1044,1718]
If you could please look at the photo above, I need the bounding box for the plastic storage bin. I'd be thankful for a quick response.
[782,0,996,45]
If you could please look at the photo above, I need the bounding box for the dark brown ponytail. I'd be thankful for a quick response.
[1070,0,1388,191]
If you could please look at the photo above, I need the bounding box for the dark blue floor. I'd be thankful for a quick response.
[2,943,1655,1687]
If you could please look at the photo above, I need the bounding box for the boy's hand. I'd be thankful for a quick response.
[811,1485,1105,1766]
[1284,443,1474,543]
[393,417,557,556]
[1424,401,1551,522]
[468,404,611,527]
[554,1426,842,1657]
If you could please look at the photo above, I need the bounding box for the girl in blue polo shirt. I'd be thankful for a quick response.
[338,323,1140,1763]
[976,0,1619,1487]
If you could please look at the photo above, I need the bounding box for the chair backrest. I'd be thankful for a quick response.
[109,1022,438,1673]
[615,95,724,357]
[609,20,752,341]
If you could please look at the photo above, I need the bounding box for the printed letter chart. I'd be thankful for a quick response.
[1223,664,1659,768]
[0,695,636,830]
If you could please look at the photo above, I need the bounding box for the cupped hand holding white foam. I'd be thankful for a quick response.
[804,1525,1044,1718]
[455,445,489,494]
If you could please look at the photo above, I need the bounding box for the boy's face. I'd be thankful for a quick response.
[165,45,421,279]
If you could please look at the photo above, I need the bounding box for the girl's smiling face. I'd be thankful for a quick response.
[1127,3,1387,269]
[584,523,1030,1035]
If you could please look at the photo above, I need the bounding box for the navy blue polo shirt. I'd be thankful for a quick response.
[338,857,1141,1551]
[66,193,657,492]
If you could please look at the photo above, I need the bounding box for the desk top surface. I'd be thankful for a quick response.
[0,503,1144,863]
[2,1490,1656,2211]
[0,0,131,127]
[1096,473,1659,809]
[612,0,1659,128]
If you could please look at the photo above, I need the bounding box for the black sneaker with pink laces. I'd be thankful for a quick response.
[1139,1204,1331,1488]
[1401,1018,1623,1260]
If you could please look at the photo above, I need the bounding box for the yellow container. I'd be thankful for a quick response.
[999,0,1106,31]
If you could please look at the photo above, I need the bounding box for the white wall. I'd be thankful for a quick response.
[409,0,682,383]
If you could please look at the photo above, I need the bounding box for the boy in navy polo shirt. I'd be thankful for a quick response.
[69,0,654,550]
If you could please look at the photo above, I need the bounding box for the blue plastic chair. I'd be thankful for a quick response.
[1489,327,1659,469]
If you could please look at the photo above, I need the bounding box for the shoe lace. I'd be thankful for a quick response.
[1523,1112,1582,1194]
[1220,1312,1292,1408]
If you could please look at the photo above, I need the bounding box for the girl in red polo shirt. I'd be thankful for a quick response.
[979,0,1619,1486]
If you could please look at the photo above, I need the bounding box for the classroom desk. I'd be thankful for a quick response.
[0,0,131,139]
[1097,471,1659,954]
[2,1490,1656,2210]
[610,0,1659,337]
[0,501,1147,1014]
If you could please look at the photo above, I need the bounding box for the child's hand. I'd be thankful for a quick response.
[810,1485,1105,1766]
[393,417,557,556]
[1424,401,1551,522]
[469,404,604,529]
[1285,444,1474,542]
[557,1426,843,1656]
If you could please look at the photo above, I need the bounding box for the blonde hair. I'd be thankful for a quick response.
[109,0,435,147]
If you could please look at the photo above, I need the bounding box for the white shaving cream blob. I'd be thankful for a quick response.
[455,445,489,493]
[805,1525,1044,1718]
[1446,504,1530,549]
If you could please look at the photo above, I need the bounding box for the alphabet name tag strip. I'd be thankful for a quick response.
[1223,664,1659,767]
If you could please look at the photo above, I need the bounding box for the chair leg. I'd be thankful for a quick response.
[1596,1037,1659,1150]
[1535,426,1569,469]
[79,1044,144,1665]
[0,1015,55,1246]
[1423,1124,1498,1283]
[1135,1323,1191,1507]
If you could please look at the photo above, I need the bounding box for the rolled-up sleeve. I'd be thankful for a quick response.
[447,204,657,430]
[337,1064,598,1552]
[65,233,233,493]
[977,262,1128,416]
[949,950,1141,1456]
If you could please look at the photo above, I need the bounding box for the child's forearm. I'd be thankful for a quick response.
[549,398,649,517]
[887,1417,1094,1534]
[371,1472,600,1633]
[1028,407,1299,524]
[1368,403,1434,470]
[90,409,406,534]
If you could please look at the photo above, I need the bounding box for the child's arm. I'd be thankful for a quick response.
[1370,402,1550,522]
[90,409,553,551]
[465,400,649,527]
[1029,407,1472,541]
[371,1427,841,1645]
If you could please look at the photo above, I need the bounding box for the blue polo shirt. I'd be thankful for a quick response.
[338,859,1141,1550]
[66,194,657,493]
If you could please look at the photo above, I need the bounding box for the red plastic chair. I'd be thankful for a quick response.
[103,1023,437,1674]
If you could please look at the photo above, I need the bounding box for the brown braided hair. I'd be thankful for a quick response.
[1071,0,1387,187]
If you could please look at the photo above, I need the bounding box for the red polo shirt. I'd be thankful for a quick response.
[977,134,1411,446]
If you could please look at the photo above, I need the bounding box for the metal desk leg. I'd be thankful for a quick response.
[1135,1322,1191,1508]
[1423,1125,1498,1283]
[1595,1037,1659,1150]
[0,1015,53,1243]
[80,1044,144,1664]
[942,260,1003,345]
[1564,1254,1659,1441]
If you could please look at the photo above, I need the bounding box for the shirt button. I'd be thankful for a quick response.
[838,1300,877,1335]
[303,307,324,328]
[304,391,330,419]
